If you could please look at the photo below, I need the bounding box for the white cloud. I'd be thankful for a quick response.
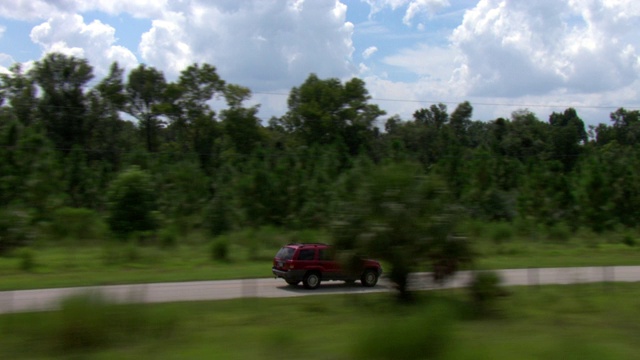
[138,0,355,89]
[354,0,640,126]
[30,14,138,75]
[78,0,168,19]
[450,0,640,98]
[0,1,73,20]
[0,0,165,20]
[363,0,451,25]
[383,44,456,79]
[403,0,450,25]
[363,46,378,59]
[359,62,371,75]
[139,13,192,74]
[0,53,14,74]
[363,0,409,16]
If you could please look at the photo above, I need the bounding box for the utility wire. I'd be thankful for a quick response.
[5,89,639,114]
[251,91,640,110]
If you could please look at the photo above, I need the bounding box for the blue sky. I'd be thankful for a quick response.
[1,0,639,126]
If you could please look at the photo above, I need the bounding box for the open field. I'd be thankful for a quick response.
[0,282,639,359]
[0,234,639,291]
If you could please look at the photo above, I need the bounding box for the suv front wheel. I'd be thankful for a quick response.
[303,271,321,289]
[361,269,379,287]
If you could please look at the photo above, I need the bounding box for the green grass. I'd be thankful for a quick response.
[1,283,639,359]
[0,225,638,291]
[474,241,640,269]
[0,243,274,291]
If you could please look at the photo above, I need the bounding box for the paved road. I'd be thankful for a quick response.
[1,266,639,314]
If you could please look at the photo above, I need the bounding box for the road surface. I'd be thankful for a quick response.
[1,266,639,314]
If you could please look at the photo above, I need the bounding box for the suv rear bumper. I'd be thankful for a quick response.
[272,268,306,281]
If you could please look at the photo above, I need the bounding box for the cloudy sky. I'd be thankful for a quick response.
[1,0,639,127]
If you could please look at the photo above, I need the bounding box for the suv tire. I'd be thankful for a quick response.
[303,272,321,289]
[361,269,379,287]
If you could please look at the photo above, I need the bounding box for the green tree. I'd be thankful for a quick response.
[125,65,167,152]
[30,53,94,153]
[14,126,64,219]
[107,166,158,238]
[517,160,575,226]
[0,117,21,206]
[87,63,137,169]
[448,100,473,145]
[162,63,225,157]
[610,108,640,146]
[575,143,640,230]
[154,159,211,231]
[548,108,586,171]
[220,84,263,156]
[461,148,517,221]
[494,110,551,164]
[0,63,38,126]
[277,74,384,156]
[332,162,471,301]
[0,207,31,255]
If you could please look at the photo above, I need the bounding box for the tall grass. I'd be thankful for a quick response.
[351,300,456,360]
[3,283,639,359]
[0,292,179,356]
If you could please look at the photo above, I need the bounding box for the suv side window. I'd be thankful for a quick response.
[297,249,316,261]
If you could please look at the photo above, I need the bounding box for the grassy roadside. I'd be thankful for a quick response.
[0,225,639,291]
[1,282,639,359]
[0,243,274,291]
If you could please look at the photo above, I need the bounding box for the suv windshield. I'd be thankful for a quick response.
[275,247,295,260]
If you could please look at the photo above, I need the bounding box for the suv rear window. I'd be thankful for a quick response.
[275,247,295,260]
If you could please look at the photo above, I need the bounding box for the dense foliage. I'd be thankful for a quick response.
[1,53,639,252]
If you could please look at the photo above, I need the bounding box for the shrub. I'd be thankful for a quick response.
[53,292,177,352]
[101,243,145,265]
[619,229,637,247]
[211,239,229,261]
[204,193,232,237]
[57,293,111,350]
[159,226,178,248]
[459,219,486,238]
[0,208,32,256]
[17,247,36,272]
[352,302,455,360]
[48,207,107,242]
[488,222,514,244]
[546,222,572,243]
[467,271,507,317]
[107,166,158,239]
[621,235,637,247]
[124,242,142,263]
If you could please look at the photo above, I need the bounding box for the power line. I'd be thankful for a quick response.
[251,91,640,111]
[3,89,639,116]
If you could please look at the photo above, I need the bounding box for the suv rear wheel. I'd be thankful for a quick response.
[303,271,321,289]
[361,269,379,287]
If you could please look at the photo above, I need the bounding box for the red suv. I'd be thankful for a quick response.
[272,243,383,289]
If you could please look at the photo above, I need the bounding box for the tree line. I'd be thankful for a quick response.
[1,52,639,255]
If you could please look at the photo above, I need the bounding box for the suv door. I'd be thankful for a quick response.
[296,248,317,268]
[318,247,343,280]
